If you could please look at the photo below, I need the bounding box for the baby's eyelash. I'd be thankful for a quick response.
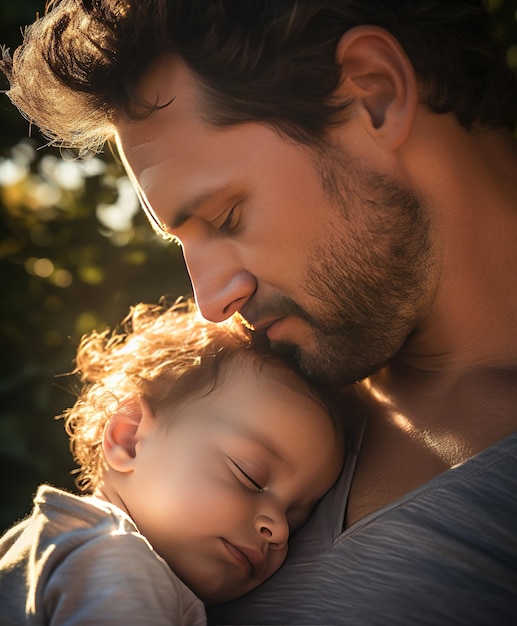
[219,205,239,232]
[231,459,263,492]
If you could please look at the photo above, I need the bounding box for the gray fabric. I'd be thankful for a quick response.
[0,485,206,626]
[208,430,517,626]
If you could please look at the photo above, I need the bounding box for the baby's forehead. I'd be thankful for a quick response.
[224,349,299,382]
[223,350,329,407]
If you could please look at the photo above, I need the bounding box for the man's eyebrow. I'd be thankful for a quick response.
[138,186,219,236]
[168,190,216,229]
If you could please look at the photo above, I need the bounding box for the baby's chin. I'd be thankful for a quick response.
[196,565,284,606]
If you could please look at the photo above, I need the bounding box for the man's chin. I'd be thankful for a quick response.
[267,339,336,384]
[268,340,303,370]
[269,336,381,386]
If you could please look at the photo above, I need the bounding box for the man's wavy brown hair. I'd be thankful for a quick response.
[1,0,516,154]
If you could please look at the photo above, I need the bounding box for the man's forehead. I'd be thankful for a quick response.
[137,54,201,113]
[114,60,208,196]
[114,55,205,149]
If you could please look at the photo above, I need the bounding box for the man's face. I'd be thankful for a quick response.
[116,56,432,384]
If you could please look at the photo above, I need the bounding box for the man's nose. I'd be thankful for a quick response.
[254,510,290,551]
[183,242,257,322]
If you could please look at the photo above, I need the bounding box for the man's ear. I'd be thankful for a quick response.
[335,25,418,151]
[102,396,156,473]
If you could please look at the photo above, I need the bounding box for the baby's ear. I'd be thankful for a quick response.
[102,396,155,473]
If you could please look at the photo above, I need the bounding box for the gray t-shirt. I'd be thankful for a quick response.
[209,430,517,625]
[0,485,206,626]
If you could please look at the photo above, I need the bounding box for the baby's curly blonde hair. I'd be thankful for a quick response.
[60,298,266,493]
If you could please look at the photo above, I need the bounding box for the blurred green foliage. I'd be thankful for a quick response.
[1,1,517,532]
[0,2,192,531]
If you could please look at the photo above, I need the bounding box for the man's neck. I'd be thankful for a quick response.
[346,119,517,526]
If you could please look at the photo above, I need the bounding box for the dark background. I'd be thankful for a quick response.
[1,0,517,533]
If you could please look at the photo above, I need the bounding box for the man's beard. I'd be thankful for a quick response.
[258,154,433,386]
